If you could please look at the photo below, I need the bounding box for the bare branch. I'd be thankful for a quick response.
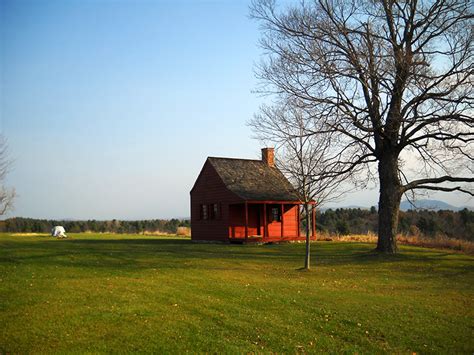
[402,176,474,193]
[0,136,15,215]
[250,0,474,253]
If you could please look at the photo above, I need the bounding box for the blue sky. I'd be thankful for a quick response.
[1,0,472,219]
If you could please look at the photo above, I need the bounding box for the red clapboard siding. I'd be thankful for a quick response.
[229,204,262,238]
[191,160,242,241]
[283,205,298,237]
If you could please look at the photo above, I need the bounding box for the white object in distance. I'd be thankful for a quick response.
[51,226,67,238]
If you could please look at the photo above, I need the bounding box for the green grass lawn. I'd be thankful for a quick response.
[1,233,473,353]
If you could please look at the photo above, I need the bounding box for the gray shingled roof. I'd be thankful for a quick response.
[208,157,301,201]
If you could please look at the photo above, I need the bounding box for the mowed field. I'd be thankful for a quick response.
[1,233,473,353]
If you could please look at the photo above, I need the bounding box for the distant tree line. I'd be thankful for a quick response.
[316,208,474,241]
[2,208,473,241]
[0,218,190,235]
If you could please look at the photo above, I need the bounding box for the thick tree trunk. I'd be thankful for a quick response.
[376,152,402,253]
[304,203,311,269]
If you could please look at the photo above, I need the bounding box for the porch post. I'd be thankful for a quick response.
[245,201,248,241]
[263,203,267,239]
[297,204,301,238]
[312,204,316,239]
[280,203,284,239]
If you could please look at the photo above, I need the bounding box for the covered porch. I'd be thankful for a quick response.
[228,200,316,243]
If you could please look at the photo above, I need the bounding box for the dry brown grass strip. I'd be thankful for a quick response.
[314,232,474,254]
[176,227,191,236]
[397,235,474,254]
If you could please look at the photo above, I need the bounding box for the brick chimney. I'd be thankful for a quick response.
[261,147,275,167]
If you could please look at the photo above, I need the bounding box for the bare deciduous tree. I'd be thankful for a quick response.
[249,100,349,268]
[250,0,474,253]
[0,137,15,215]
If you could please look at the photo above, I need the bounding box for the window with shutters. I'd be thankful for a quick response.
[200,204,208,220]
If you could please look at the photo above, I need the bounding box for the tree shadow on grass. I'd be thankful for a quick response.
[1,237,472,277]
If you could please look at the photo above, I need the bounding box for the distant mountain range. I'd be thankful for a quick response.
[399,199,472,211]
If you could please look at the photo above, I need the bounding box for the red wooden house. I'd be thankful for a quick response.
[190,148,316,243]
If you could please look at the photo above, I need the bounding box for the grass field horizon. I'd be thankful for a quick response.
[1,233,473,353]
